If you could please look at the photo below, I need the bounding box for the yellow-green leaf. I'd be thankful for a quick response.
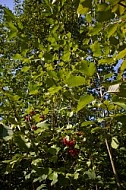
[111,137,119,149]
[117,48,126,59]
[107,24,118,38]
[121,60,126,71]
[66,76,85,87]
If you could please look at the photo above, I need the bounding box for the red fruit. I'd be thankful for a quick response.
[26,115,31,122]
[69,149,79,156]
[31,126,37,130]
[67,140,75,147]
[30,110,35,116]
[77,132,83,136]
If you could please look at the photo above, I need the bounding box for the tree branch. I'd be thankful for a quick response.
[105,138,121,190]
[118,2,126,8]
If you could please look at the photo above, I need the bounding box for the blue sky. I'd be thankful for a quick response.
[0,0,14,10]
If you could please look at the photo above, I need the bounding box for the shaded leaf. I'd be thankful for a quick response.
[96,10,114,22]
[77,94,94,112]
[4,8,15,21]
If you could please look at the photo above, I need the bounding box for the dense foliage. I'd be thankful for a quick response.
[0,0,126,189]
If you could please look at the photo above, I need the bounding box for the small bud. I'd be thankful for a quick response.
[31,126,37,130]
[26,115,31,122]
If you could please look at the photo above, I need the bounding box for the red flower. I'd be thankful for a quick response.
[25,115,31,122]
[62,137,75,147]
[62,137,69,145]
[30,110,35,116]
[31,125,37,130]
[69,149,79,156]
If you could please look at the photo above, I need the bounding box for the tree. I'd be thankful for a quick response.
[0,0,126,189]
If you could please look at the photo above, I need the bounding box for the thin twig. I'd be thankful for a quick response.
[105,139,121,190]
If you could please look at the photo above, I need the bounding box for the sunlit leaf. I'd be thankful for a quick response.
[111,137,119,149]
[107,23,118,38]
[113,102,126,110]
[13,54,23,60]
[81,121,94,126]
[77,0,92,14]
[78,61,96,76]
[21,66,30,72]
[48,172,58,186]
[120,60,126,71]
[66,76,85,87]
[117,48,126,59]
[48,86,62,95]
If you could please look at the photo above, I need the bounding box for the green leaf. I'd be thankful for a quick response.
[13,134,29,151]
[107,0,121,5]
[81,121,94,127]
[36,184,47,190]
[62,52,71,62]
[33,114,42,122]
[66,76,85,87]
[48,145,60,156]
[117,48,126,59]
[111,137,119,149]
[48,86,62,95]
[21,66,30,72]
[8,31,17,39]
[77,0,92,14]
[96,10,114,22]
[35,121,49,133]
[29,84,39,95]
[99,57,114,65]
[4,8,15,21]
[44,52,53,61]
[84,169,96,180]
[32,158,42,166]
[90,41,101,57]
[78,61,96,76]
[97,3,108,11]
[74,172,79,179]
[13,54,23,60]
[77,94,94,112]
[48,172,58,186]
[120,60,126,71]
[8,22,17,31]
[107,23,118,38]
[113,102,126,110]
[89,23,103,35]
